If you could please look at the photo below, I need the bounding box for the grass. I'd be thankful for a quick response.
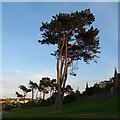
[2,96,120,119]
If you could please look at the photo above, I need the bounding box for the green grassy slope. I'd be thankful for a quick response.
[2,96,120,119]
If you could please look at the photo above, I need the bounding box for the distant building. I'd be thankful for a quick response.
[98,68,120,96]
[99,80,112,88]
[112,68,120,96]
[94,83,99,89]
[85,82,89,91]
[84,68,120,98]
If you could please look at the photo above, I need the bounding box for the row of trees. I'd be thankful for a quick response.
[15,77,80,104]
[15,77,57,102]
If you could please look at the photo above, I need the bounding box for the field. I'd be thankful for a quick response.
[2,96,120,120]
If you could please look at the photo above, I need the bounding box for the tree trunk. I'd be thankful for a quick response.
[54,36,69,111]
[54,91,62,110]
[54,55,63,110]
[55,75,63,110]
[50,90,52,105]
[24,95,25,104]
[36,91,38,100]
[39,92,42,100]
[32,88,34,100]
[43,92,45,100]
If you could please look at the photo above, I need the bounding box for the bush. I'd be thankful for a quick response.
[63,92,77,104]
[21,100,41,108]
[2,102,17,111]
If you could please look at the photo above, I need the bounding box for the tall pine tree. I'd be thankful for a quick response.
[38,9,100,110]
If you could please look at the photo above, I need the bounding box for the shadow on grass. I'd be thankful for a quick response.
[2,118,120,120]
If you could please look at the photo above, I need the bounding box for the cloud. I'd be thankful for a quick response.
[1,77,24,98]
[14,70,25,75]
[12,67,56,82]
[24,70,56,81]
[1,68,57,98]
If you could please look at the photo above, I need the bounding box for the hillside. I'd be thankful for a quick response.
[2,96,120,119]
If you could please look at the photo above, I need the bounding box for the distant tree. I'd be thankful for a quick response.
[29,80,38,100]
[49,79,57,97]
[65,85,73,95]
[39,77,50,100]
[38,9,100,110]
[38,83,43,100]
[75,89,81,101]
[64,91,76,103]
[15,91,24,99]
[18,85,31,103]
[49,79,57,105]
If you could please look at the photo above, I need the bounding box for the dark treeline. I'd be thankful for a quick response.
[15,77,81,107]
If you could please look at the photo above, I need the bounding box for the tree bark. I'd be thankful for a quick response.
[54,38,64,110]
[39,92,42,100]
[54,91,62,110]
[54,35,69,111]
[43,91,45,100]
[55,55,62,110]
[32,88,34,100]
[23,94,26,104]
[36,91,38,100]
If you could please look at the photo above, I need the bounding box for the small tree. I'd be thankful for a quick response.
[38,9,100,110]
[15,91,24,99]
[65,85,73,95]
[17,85,31,103]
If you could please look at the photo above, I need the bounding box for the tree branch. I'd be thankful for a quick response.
[61,37,68,88]
[68,51,81,65]
[67,37,82,49]
[66,24,80,36]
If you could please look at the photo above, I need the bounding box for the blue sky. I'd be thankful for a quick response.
[2,2,118,98]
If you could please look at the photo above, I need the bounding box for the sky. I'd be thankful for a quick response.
[1,0,119,2]
[1,2,118,98]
